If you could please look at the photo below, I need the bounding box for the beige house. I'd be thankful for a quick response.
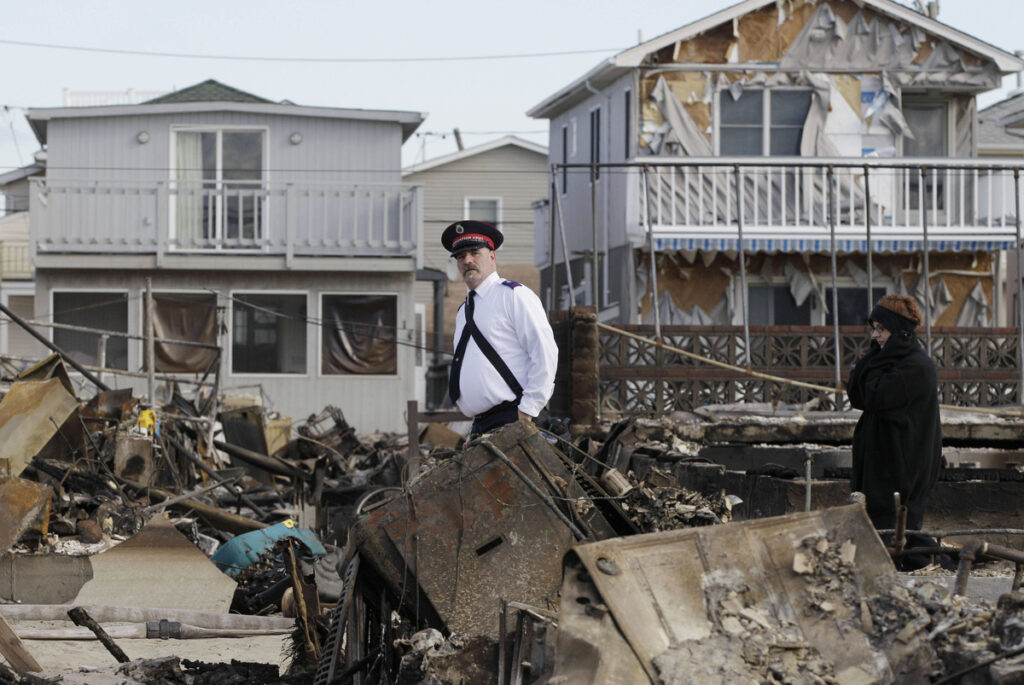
[403,136,548,348]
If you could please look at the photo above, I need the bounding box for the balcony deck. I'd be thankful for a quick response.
[29,178,421,270]
[630,157,1024,253]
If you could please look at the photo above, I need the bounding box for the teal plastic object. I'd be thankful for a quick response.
[210,520,326,577]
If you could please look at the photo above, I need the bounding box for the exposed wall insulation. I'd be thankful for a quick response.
[634,249,993,326]
[953,95,978,158]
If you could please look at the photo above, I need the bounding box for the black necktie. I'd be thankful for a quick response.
[448,291,475,404]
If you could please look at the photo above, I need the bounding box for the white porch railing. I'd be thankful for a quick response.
[634,157,1023,252]
[29,178,421,264]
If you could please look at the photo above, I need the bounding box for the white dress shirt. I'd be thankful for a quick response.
[452,271,558,418]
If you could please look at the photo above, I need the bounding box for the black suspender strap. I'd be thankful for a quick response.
[448,290,524,405]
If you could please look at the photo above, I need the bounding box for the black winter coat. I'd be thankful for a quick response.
[846,332,942,530]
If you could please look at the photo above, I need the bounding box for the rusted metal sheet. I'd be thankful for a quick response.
[556,504,895,683]
[0,478,52,554]
[355,421,595,639]
[0,379,80,479]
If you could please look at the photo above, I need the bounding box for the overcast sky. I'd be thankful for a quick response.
[0,0,1021,174]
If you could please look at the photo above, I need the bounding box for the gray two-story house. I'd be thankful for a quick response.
[23,80,424,432]
[529,0,1024,330]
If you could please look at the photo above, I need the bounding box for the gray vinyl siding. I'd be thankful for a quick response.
[405,144,548,272]
[45,112,402,186]
[35,268,416,433]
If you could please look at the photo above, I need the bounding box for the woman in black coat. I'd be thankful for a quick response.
[846,294,942,532]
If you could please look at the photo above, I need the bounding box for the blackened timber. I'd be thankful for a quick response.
[213,440,307,480]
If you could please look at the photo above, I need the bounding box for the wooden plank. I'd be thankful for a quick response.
[0,611,42,672]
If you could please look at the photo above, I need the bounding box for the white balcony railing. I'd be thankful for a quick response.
[29,178,421,264]
[634,157,1024,252]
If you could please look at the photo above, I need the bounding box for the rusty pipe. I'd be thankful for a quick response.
[954,540,985,597]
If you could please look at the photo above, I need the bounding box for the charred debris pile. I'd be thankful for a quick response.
[1,364,1023,683]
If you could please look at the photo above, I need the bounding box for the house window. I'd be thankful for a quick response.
[589,108,601,180]
[148,293,219,373]
[748,286,811,325]
[719,89,812,156]
[903,100,948,209]
[624,89,632,158]
[53,291,129,370]
[232,293,306,374]
[561,124,568,192]
[174,129,265,249]
[825,287,887,326]
[465,197,500,228]
[321,294,397,375]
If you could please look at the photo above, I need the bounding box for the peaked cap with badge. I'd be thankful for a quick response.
[441,220,504,256]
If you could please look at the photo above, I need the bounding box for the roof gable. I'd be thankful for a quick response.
[528,0,1023,119]
[144,79,272,104]
[402,136,547,176]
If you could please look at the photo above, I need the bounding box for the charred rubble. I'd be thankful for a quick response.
[0,362,1023,683]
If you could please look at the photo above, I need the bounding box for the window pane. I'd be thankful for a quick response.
[769,129,804,156]
[232,294,306,374]
[720,90,763,125]
[771,91,812,126]
[773,287,811,325]
[222,132,263,182]
[720,128,763,156]
[322,294,397,375]
[825,287,887,326]
[748,287,772,325]
[903,105,947,157]
[467,199,499,226]
[53,292,128,370]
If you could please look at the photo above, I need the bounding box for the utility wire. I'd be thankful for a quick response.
[0,38,622,63]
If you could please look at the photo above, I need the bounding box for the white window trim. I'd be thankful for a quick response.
[228,289,311,378]
[714,87,813,157]
[168,125,271,253]
[139,288,221,380]
[49,288,132,371]
[317,290,402,379]
[462,197,503,227]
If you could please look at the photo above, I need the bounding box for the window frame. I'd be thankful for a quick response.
[462,196,503,228]
[560,124,569,193]
[228,289,310,378]
[317,291,401,379]
[140,289,220,377]
[589,106,602,182]
[624,88,632,159]
[169,125,270,252]
[715,87,813,157]
[50,288,131,371]
[736,278,892,326]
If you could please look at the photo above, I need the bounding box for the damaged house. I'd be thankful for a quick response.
[10,80,425,431]
[528,0,1023,332]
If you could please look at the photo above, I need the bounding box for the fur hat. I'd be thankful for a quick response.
[869,294,921,334]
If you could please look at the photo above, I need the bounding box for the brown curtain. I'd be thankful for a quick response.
[321,295,396,375]
[148,294,219,373]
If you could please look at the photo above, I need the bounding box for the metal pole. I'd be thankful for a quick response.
[0,300,110,391]
[548,168,558,311]
[552,177,576,307]
[590,163,600,310]
[921,167,932,351]
[146,278,156,405]
[642,167,662,339]
[828,167,842,408]
[864,165,873,317]
[804,455,813,512]
[1015,168,1024,404]
[734,166,751,368]
[97,334,108,386]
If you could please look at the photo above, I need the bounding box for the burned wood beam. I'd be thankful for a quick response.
[162,433,271,519]
[213,439,307,481]
[143,486,267,534]
[67,606,130,664]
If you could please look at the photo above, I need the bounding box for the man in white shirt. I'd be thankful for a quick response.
[442,220,558,437]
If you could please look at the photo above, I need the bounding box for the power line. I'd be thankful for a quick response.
[0,38,622,63]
